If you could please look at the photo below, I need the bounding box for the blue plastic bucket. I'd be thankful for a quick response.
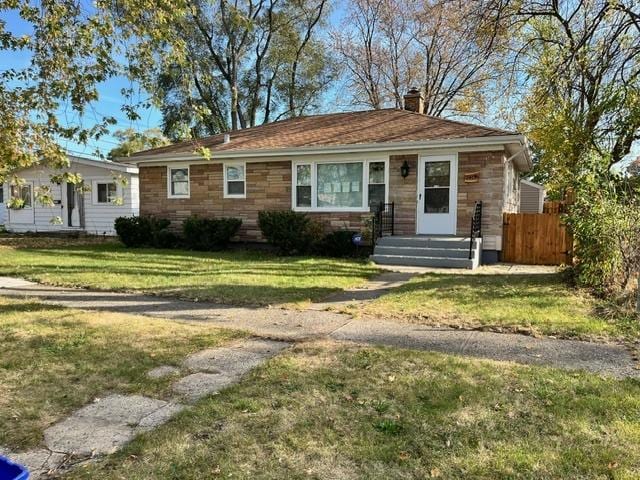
[0,455,29,480]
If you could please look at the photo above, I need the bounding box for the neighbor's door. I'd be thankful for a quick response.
[416,155,457,235]
[63,182,81,228]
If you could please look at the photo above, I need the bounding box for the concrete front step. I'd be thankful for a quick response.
[376,236,476,250]
[370,254,475,269]
[374,245,472,259]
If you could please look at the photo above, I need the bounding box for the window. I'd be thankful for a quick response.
[424,161,450,213]
[95,182,117,204]
[296,164,311,207]
[168,166,189,198]
[224,163,246,198]
[293,159,387,211]
[0,185,4,204]
[11,184,32,208]
[368,161,386,208]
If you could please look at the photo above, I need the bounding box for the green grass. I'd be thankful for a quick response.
[346,273,639,341]
[0,239,378,306]
[0,297,244,450]
[67,341,640,479]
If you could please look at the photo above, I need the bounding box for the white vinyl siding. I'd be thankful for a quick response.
[4,162,139,235]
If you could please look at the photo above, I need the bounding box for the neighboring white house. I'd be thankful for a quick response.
[520,179,546,213]
[2,156,139,235]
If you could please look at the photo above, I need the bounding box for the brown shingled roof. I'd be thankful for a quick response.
[129,108,518,158]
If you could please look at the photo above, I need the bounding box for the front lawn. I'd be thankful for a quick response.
[0,297,243,450]
[68,341,640,479]
[346,273,639,341]
[0,238,378,306]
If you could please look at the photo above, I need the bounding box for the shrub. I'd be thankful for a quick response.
[114,216,171,248]
[153,229,181,249]
[258,210,322,255]
[315,230,367,258]
[182,216,242,251]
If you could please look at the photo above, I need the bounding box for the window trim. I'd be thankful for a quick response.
[91,180,121,206]
[223,161,247,199]
[167,165,190,199]
[292,158,388,212]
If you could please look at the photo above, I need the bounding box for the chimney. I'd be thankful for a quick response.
[403,88,424,114]
[223,133,231,144]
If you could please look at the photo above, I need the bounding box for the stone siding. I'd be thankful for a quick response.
[140,150,517,248]
[139,162,370,242]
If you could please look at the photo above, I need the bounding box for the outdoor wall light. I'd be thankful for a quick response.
[400,160,410,178]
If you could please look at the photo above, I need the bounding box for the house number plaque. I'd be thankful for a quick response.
[464,172,480,183]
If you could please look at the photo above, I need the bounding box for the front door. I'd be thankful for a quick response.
[416,154,457,235]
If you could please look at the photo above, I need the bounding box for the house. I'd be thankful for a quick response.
[520,179,546,213]
[120,89,531,268]
[2,155,139,235]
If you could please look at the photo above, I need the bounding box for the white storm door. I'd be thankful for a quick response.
[416,155,457,235]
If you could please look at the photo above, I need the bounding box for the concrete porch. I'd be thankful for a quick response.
[371,235,482,269]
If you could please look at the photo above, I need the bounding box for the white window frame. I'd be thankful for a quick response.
[10,183,33,209]
[223,161,247,199]
[91,180,121,206]
[167,165,190,199]
[292,158,389,212]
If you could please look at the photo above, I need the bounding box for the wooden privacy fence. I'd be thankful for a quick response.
[502,213,573,265]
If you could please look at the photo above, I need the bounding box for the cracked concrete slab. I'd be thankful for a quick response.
[75,394,168,425]
[172,372,237,402]
[183,339,290,376]
[43,394,185,456]
[136,403,186,433]
[44,416,134,456]
[5,449,66,480]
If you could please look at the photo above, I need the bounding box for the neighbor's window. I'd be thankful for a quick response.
[224,163,246,198]
[368,161,386,208]
[296,164,311,207]
[96,182,117,204]
[11,184,32,208]
[293,160,386,211]
[168,167,189,198]
[0,185,4,203]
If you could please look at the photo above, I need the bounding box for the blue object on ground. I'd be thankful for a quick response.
[0,455,29,480]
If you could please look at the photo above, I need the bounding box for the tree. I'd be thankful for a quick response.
[0,0,118,186]
[107,128,170,159]
[0,0,194,201]
[333,0,510,117]
[514,0,640,193]
[122,0,334,138]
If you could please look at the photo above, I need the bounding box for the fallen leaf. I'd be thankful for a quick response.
[430,467,441,477]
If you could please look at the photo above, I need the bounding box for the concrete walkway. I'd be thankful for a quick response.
[2,338,289,478]
[0,277,637,379]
